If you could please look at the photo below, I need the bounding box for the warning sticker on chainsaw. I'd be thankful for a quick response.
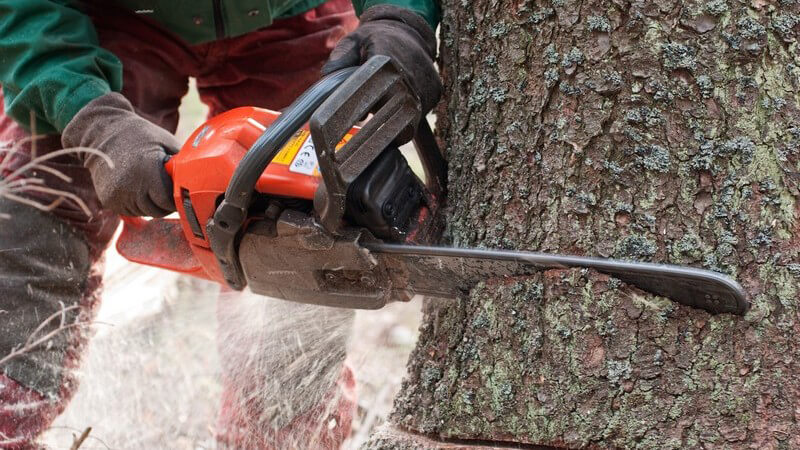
[271,129,353,176]
[290,134,318,175]
[272,130,310,165]
[272,130,353,177]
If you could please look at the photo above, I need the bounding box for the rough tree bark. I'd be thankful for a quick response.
[366,0,800,448]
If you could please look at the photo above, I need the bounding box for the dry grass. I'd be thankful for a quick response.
[0,137,111,219]
[0,304,82,367]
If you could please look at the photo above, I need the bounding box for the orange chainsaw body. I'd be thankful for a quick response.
[117,107,358,285]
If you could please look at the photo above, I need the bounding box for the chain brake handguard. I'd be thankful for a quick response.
[310,56,446,237]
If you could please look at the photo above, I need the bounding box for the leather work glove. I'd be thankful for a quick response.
[62,92,178,217]
[322,5,442,139]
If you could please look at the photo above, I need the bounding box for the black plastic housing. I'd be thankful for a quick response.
[345,147,423,240]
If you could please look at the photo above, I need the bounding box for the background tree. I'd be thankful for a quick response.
[367,0,800,448]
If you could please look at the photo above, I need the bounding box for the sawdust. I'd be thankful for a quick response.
[39,258,420,449]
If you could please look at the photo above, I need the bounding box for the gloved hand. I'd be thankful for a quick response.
[322,5,441,134]
[62,92,178,217]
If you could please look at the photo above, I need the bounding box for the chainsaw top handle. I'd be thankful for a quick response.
[206,65,357,289]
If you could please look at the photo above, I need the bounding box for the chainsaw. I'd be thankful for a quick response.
[116,56,749,315]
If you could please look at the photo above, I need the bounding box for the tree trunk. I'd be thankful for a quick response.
[366,0,800,448]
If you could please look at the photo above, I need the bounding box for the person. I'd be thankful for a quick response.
[0,0,441,448]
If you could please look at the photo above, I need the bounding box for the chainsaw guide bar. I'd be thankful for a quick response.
[367,244,749,315]
[235,211,748,316]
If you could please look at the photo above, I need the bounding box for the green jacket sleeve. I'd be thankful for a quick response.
[0,1,123,134]
[352,0,440,29]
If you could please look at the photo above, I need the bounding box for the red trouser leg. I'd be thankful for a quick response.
[216,295,356,450]
[0,9,190,448]
[217,365,357,450]
[0,375,54,450]
[195,0,358,116]
[196,2,359,448]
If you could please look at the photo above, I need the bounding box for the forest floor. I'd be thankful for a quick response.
[38,82,423,449]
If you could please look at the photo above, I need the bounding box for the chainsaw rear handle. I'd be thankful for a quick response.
[115,69,350,281]
[117,214,209,279]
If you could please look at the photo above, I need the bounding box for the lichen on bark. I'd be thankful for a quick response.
[370,0,800,448]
